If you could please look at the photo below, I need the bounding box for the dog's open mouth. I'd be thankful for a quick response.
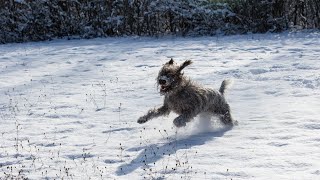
[160,84,170,93]
[160,85,168,91]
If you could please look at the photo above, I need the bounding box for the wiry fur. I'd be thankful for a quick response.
[137,59,235,127]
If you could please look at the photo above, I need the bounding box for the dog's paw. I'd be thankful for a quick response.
[137,116,148,124]
[173,117,186,127]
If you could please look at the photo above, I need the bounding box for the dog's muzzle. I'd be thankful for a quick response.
[158,76,172,93]
[159,76,170,85]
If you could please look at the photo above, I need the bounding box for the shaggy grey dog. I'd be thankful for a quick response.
[137,59,235,127]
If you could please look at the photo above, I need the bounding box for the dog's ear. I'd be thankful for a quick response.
[167,58,174,65]
[177,60,192,74]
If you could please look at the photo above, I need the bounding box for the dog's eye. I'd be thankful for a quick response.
[167,74,174,78]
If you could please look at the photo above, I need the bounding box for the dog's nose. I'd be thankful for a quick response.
[159,79,166,85]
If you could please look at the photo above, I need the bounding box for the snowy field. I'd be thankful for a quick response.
[0,32,319,179]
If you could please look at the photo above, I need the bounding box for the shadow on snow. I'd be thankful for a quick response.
[116,126,232,175]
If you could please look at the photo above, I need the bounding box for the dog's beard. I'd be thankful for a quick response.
[158,75,174,95]
[159,84,171,95]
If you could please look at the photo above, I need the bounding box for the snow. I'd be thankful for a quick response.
[0,32,319,179]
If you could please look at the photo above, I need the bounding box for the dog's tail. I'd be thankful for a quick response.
[219,79,233,95]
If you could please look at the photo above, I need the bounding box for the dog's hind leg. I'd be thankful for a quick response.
[173,113,197,127]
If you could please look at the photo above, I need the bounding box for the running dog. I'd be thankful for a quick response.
[137,59,235,127]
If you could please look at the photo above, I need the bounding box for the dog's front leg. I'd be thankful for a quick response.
[173,113,196,127]
[137,105,169,124]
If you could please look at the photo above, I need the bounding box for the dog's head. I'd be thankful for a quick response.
[157,58,192,95]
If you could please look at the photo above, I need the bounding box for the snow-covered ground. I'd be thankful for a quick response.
[0,32,319,179]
